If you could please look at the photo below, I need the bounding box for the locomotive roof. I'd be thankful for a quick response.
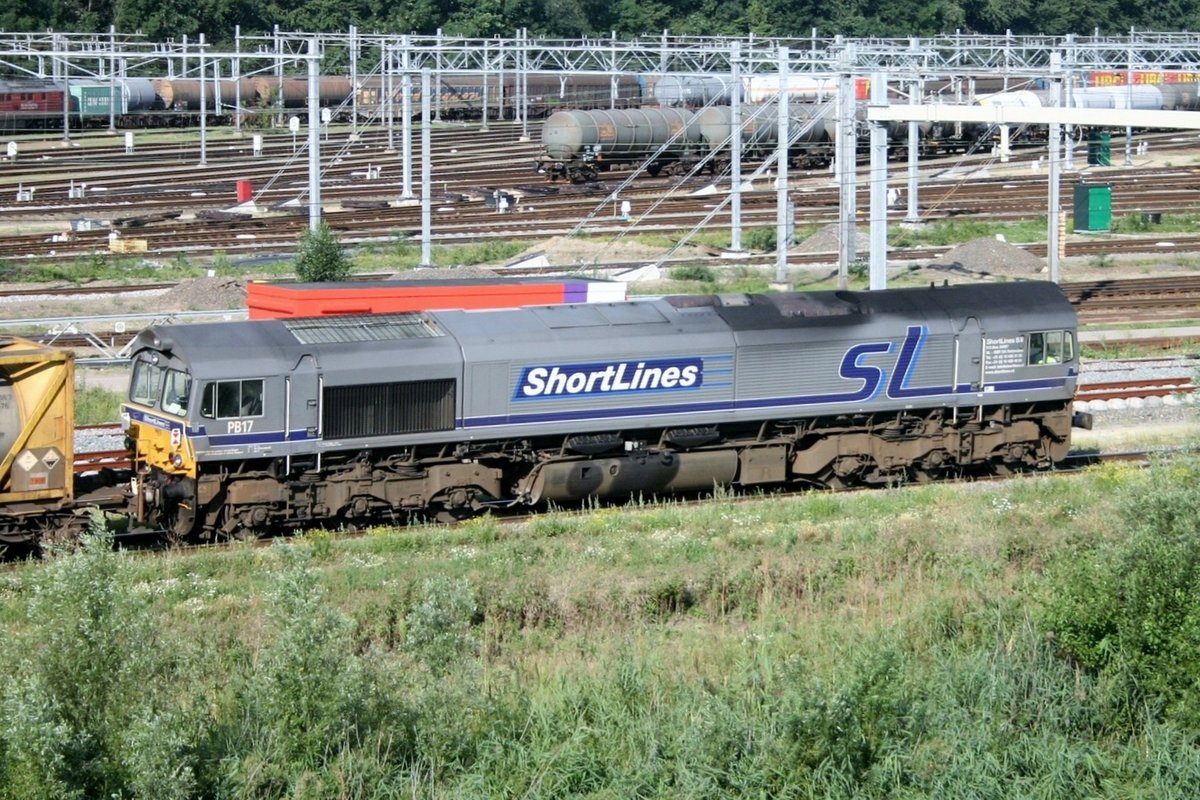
[132,281,1073,379]
[679,281,1073,331]
[131,312,454,378]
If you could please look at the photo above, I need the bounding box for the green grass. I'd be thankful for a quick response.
[354,236,531,272]
[888,217,1050,247]
[5,448,1200,795]
[1110,211,1200,235]
[1081,340,1200,360]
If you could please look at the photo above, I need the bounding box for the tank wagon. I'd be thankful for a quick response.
[121,282,1084,540]
[1,337,75,542]
[537,97,967,181]
[356,73,648,121]
[744,74,870,103]
[653,75,738,107]
[690,102,840,170]
[978,83,1200,112]
[964,83,1200,145]
[538,107,697,181]
[0,337,131,545]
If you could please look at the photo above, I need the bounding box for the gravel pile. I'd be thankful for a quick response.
[795,223,870,255]
[929,237,1046,277]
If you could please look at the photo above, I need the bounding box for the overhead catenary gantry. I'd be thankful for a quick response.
[6,31,1200,271]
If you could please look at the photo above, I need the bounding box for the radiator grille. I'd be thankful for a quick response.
[285,313,443,344]
[323,379,455,438]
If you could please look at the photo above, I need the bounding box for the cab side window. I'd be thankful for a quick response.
[1028,330,1073,366]
[200,379,264,419]
[161,369,191,416]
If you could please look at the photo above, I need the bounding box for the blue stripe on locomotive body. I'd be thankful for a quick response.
[127,282,1079,463]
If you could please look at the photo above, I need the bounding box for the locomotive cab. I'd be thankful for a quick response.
[123,349,196,478]
[123,333,290,538]
[122,346,200,536]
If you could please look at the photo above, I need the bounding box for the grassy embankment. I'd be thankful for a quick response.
[3,451,1200,797]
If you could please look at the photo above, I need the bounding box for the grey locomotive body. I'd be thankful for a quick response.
[122,282,1080,539]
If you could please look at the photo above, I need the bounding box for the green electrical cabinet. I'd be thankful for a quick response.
[1087,132,1112,166]
[1073,182,1112,233]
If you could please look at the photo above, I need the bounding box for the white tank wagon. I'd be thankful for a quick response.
[978,83,1200,111]
[968,83,1200,147]
[536,107,698,182]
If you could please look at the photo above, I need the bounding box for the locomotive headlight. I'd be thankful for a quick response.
[171,453,184,468]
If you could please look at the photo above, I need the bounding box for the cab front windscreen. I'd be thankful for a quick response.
[129,357,192,416]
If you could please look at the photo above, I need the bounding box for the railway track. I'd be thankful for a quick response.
[73,445,1174,559]
[4,121,1200,265]
[1077,376,1197,401]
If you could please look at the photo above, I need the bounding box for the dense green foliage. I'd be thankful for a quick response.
[2,452,1200,796]
[1042,456,1200,729]
[293,221,351,282]
[4,0,1200,42]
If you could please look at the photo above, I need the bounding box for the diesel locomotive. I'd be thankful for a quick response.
[121,281,1083,540]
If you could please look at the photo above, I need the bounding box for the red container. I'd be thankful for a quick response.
[245,278,625,320]
[236,179,253,203]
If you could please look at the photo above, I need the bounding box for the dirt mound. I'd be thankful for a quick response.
[929,237,1045,277]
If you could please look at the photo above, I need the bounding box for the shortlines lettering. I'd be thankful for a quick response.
[517,358,704,399]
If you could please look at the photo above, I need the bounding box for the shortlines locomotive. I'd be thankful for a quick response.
[121,281,1084,540]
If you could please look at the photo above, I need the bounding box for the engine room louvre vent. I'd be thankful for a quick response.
[323,379,455,438]
[285,313,444,344]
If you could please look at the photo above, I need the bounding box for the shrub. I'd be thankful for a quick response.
[668,264,716,282]
[294,222,352,282]
[743,227,776,251]
[232,548,372,765]
[1041,455,1200,728]
[74,384,122,426]
[0,525,197,799]
[405,576,479,678]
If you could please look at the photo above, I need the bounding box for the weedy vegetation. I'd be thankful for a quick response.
[2,448,1200,797]
[74,384,123,426]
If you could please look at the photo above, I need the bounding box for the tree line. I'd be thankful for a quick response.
[4,0,1200,47]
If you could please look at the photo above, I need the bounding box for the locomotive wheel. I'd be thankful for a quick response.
[434,507,473,524]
